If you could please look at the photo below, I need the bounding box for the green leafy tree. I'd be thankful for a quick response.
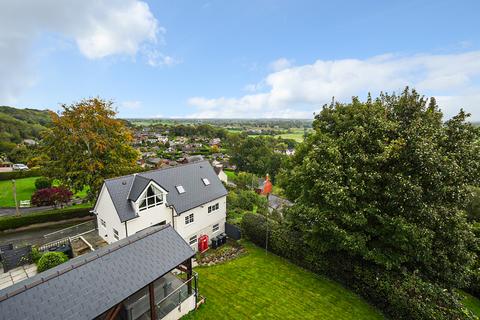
[280,88,480,289]
[42,98,139,199]
[232,172,258,190]
[229,136,284,181]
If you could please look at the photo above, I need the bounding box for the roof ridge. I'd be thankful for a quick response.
[104,160,211,182]
[137,160,211,177]
[0,225,171,302]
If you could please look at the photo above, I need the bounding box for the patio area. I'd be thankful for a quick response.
[0,264,37,290]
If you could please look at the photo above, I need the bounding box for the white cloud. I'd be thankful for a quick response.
[121,100,142,110]
[188,51,480,120]
[270,58,293,71]
[0,0,171,103]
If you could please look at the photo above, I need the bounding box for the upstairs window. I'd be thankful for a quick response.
[202,178,210,186]
[185,213,194,225]
[100,219,106,228]
[139,184,163,211]
[176,185,185,194]
[208,203,220,213]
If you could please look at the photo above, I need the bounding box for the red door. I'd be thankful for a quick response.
[198,234,209,252]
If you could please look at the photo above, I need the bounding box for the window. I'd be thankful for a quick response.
[208,203,220,213]
[189,235,197,245]
[113,228,119,240]
[139,184,163,211]
[213,223,220,233]
[176,185,185,194]
[185,213,194,225]
[100,219,106,228]
[202,178,210,186]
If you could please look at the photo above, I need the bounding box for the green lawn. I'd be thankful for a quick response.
[224,170,237,180]
[461,291,480,317]
[183,242,383,319]
[0,177,38,207]
[0,176,88,207]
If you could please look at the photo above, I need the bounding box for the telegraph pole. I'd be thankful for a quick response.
[12,179,20,216]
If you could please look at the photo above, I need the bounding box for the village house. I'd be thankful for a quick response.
[93,161,227,251]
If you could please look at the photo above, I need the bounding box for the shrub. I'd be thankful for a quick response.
[31,186,73,207]
[241,212,476,320]
[34,177,52,190]
[30,247,43,263]
[36,252,69,272]
[0,206,91,231]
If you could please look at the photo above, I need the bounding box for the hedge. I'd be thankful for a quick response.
[241,213,477,320]
[0,206,92,231]
[0,168,42,181]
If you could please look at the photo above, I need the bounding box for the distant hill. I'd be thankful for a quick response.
[0,106,51,152]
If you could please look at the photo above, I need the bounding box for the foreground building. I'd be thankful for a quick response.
[0,225,197,320]
[93,161,228,250]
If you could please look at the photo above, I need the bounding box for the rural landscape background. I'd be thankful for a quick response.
[1,1,480,319]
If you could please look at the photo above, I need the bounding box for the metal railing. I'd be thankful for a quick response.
[156,272,198,319]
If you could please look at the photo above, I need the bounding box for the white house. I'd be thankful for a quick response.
[93,160,228,251]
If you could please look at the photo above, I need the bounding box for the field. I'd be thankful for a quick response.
[274,128,306,142]
[183,242,383,319]
[0,177,37,207]
[0,177,88,207]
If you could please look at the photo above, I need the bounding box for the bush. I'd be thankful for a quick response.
[34,177,52,190]
[0,206,92,231]
[30,247,43,263]
[0,168,42,181]
[36,252,69,272]
[241,212,476,320]
[31,186,73,207]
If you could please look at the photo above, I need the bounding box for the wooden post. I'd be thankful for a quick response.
[265,193,269,254]
[12,179,20,216]
[105,303,122,320]
[149,283,157,320]
[185,258,193,295]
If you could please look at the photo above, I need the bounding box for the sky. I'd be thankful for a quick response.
[1,0,480,120]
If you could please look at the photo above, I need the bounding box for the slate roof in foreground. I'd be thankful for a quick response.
[102,160,228,222]
[0,225,194,320]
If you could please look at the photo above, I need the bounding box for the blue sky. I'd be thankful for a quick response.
[1,0,480,120]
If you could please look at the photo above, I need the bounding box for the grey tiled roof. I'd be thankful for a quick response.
[0,225,194,320]
[127,175,151,201]
[102,161,228,222]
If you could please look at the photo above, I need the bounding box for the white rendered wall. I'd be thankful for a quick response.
[163,294,196,320]
[174,196,227,250]
[94,185,126,244]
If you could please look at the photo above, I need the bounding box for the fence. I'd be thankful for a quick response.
[225,222,241,240]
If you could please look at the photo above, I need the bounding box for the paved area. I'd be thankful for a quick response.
[0,264,37,290]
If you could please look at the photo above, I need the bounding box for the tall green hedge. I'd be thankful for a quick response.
[241,213,477,320]
[0,206,92,231]
[0,168,42,181]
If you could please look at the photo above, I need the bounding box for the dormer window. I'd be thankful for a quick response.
[176,185,185,194]
[139,184,163,211]
[202,178,210,186]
